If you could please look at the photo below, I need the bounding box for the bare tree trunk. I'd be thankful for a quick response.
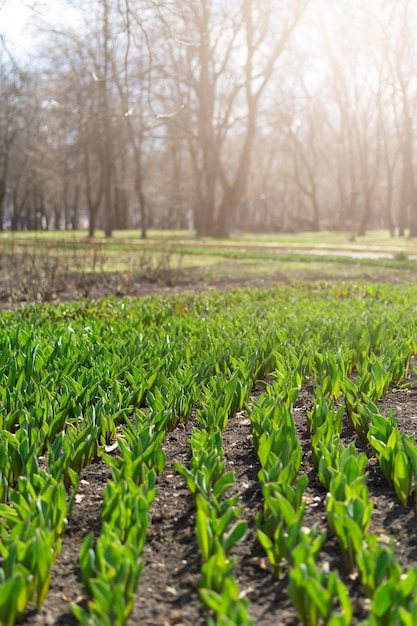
[0,150,10,232]
[163,0,310,237]
[358,191,372,236]
[100,0,113,238]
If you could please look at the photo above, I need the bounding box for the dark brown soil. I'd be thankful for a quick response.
[22,357,417,626]
[0,264,288,310]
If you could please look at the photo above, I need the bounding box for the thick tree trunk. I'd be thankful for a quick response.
[101,0,113,238]
[136,177,147,240]
[195,197,216,237]
[0,181,5,232]
[358,191,372,236]
[71,183,80,231]
[409,197,417,237]
[312,199,320,231]
[113,187,128,230]
[88,206,98,238]
[398,173,408,236]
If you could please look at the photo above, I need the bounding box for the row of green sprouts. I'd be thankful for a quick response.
[306,346,417,625]
[0,284,417,624]
[0,292,281,625]
[250,366,352,626]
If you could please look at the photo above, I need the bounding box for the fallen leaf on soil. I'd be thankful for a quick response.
[373,527,391,544]
[165,586,177,596]
[302,495,322,507]
[239,586,254,599]
[233,416,251,426]
[248,556,271,571]
[373,526,386,534]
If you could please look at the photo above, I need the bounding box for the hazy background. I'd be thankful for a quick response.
[0,0,415,240]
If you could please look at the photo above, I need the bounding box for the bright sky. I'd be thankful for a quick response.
[0,0,69,58]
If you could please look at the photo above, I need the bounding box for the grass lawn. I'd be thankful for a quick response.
[0,229,416,292]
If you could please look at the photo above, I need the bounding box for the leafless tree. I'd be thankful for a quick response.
[0,48,22,230]
[149,0,310,236]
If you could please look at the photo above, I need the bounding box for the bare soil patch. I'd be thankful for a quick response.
[0,265,288,310]
[0,255,412,311]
